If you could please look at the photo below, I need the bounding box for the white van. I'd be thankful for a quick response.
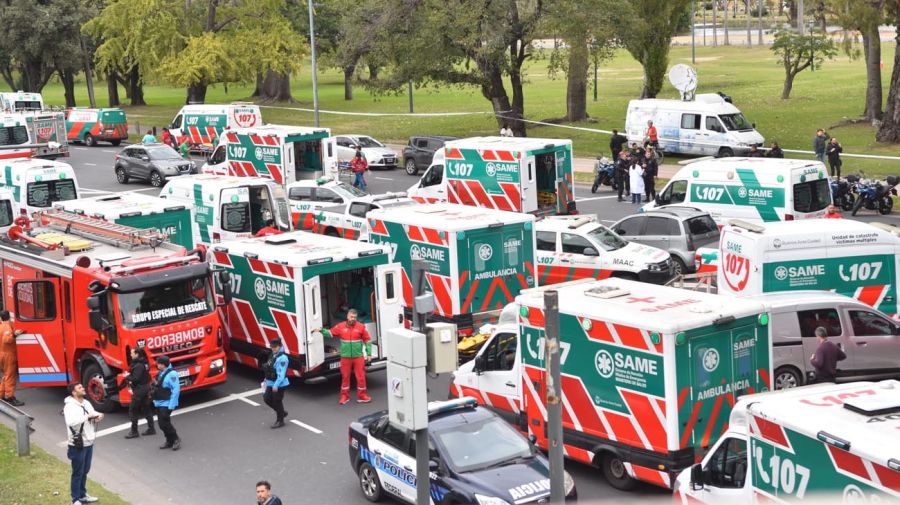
[159,174,290,245]
[169,103,262,146]
[717,219,900,318]
[625,94,764,157]
[646,157,831,224]
[0,158,80,214]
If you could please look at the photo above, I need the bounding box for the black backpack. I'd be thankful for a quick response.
[150,368,174,401]
[263,351,283,381]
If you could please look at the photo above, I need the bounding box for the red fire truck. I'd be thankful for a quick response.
[0,209,230,411]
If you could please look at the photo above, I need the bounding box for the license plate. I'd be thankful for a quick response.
[176,368,191,378]
[329,361,341,370]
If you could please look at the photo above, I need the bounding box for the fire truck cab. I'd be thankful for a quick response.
[0,209,229,411]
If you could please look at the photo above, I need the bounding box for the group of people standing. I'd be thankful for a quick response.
[609,128,658,204]
[814,128,844,178]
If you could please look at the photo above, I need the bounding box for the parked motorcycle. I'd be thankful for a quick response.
[830,175,857,212]
[592,157,617,193]
[851,175,898,216]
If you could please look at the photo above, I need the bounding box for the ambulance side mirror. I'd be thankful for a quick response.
[474,354,485,375]
[690,463,705,490]
[583,247,599,257]
[216,270,233,305]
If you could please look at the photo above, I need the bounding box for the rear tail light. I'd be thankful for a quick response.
[785,214,794,221]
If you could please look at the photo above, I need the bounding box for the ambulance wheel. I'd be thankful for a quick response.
[358,461,384,502]
[149,171,165,188]
[717,147,734,158]
[601,453,637,491]
[405,159,419,176]
[110,140,121,147]
[773,366,802,390]
[116,167,130,184]
[325,228,340,237]
[82,362,116,413]
[84,134,95,147]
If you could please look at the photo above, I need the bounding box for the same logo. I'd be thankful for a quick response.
[254,278,267,300]
[478,244,493,261]
[702,348,720,372]
[595,350,614,378]
[774,266,788,281]
[773,238,783,249]
[737,187,748,199]
[410,243,422,259]
[485,162,496,177]
[254,147,263,160]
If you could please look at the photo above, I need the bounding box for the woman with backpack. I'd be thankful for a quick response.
[261,339,289,429]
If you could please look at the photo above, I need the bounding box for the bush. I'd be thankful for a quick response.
[750,6,769,17]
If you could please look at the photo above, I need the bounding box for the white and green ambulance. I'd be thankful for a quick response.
[717,219,900,317]
[0,158,79,214]
[158,174,290,245]
[367,202,536,334]
[168,103,262,146]
[56,193,194,249]
[0,112,69,160]
[203,124,338,185]
[450,278,771,490]
[675,380,900,504]
[209,231,403,379]
[0,91,45,112]
[647,158,831,224]
[408,136,577,216]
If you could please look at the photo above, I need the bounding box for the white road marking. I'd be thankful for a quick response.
[575,195,619,202]
[373,177,392,181]
[67,388,264,443]
[238,396,260,407]
[102,150,117,154]
[84,163,97,166]
[290,419,323,434]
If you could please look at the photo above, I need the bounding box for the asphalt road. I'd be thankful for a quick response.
[5,145,895,505]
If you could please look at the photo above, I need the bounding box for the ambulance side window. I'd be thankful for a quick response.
[14,281,56,321]
[0,200,12,227]
[348,202,370,218]
[210,146,226,164]
[536,232,557,252]
[171,115,183,130]
[422,165,443,187]
[561,233,594,255]
[665,180,687,205]
[704,437,747,489]
[221,202,251,232]
[289,186,312,201]
[483,332,517,372]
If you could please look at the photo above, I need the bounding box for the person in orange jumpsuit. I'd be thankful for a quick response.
[0,310,24,406]
[314,309,372,405]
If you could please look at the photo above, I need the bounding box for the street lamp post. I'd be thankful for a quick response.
[307,0,320,127]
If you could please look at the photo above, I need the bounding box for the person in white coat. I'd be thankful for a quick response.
[629,164,645,204]
[64,383,103,505]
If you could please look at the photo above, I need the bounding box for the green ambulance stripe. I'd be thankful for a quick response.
[193,183,211,243]
[735,169,781,222]
[2,166,20,202]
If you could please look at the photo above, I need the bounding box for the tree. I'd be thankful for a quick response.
[829,0,886,122]
[771,30,838,99]
[371,0,545,136]
[543,0,621,121]
[617,0,692,98]
[876,2,900,142]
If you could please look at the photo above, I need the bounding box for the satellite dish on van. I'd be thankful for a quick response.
[669,64,698,101]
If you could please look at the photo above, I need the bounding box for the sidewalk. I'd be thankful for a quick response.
[385,143,681,180]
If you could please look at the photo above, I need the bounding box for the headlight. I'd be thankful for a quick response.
[648,262,663,272]
[564,471,575,496]
[210,358,224,369]
[475,495,510,505]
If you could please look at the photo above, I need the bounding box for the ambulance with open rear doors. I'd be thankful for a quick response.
[168,103,262,146]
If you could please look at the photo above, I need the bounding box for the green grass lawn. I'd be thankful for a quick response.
[0,425,127,504]
[7,43,900,177]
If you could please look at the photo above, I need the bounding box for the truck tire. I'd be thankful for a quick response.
[601,453,638,491]
[773,366,803,390]
[84,134,95,147]
[405,159,419,176]
[82,361,116,413]
[358,461,384,502]
[717,147,734,158]
[110,140,122,147]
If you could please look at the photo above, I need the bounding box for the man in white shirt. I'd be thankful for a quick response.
[64,383,103,505]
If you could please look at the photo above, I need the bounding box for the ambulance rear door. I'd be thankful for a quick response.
[322,137,338,179]
[302,277,325,371]
[7,272,70,386]
[374,263,403,359]
[521,155,537,213]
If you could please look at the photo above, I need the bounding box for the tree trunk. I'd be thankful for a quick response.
[781,73,795,99]
[60,70,77,108]
[367,63,379,81]
[862,26,883,122]
[186,84,208,104]
[252,72,264,97]
[128,66,146,106]
[876,11,900,142]
[564,36,589,122]
[22,61,45,92]
[640,43,670,98]
[107,71,121,106]
[479,62,519,136]
[261,70,293,102]
[80,38,97,109]
[343,65,355,101]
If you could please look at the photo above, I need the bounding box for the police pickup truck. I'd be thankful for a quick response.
[535,215,673,286]
[348,398,577,504]
[293,192,414,241]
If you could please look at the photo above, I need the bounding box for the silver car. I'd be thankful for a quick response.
[753,291,900,389]
[611,206,720,276]
[114,143,197,187]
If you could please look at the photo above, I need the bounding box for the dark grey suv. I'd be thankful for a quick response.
[114,144,197,187]
[403,135,458,175]
[611,206,720,276]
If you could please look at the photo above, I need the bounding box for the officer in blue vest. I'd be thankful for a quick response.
[262,339,289,429]
[152,355,181,450]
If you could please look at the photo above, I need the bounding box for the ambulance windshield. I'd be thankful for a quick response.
[0,125,29,145]
[586,225,627,251]
[118,276,214,329]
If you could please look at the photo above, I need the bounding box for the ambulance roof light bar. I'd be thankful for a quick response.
[870,222,900,237]
[729,219,766,233]
[567,217,594,229]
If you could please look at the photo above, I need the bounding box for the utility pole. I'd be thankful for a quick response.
[746,0,751,46]
[758,0,763,45]
[408,80,414,113]
[713,1,718,46]
[544,290,564,503]
[411,260,430,505]
[724,0,730,45]
[703,4,707,46]
[307,0,320,127]
[798,0,805,35]
[691,0,696,64]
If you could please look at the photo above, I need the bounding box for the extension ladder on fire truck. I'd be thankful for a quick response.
[34,209,172,250]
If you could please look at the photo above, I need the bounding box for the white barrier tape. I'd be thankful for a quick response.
[258,105,503,117]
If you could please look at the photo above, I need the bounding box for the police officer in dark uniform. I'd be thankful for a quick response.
[614,151,631,202]
[119,347,156,439]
